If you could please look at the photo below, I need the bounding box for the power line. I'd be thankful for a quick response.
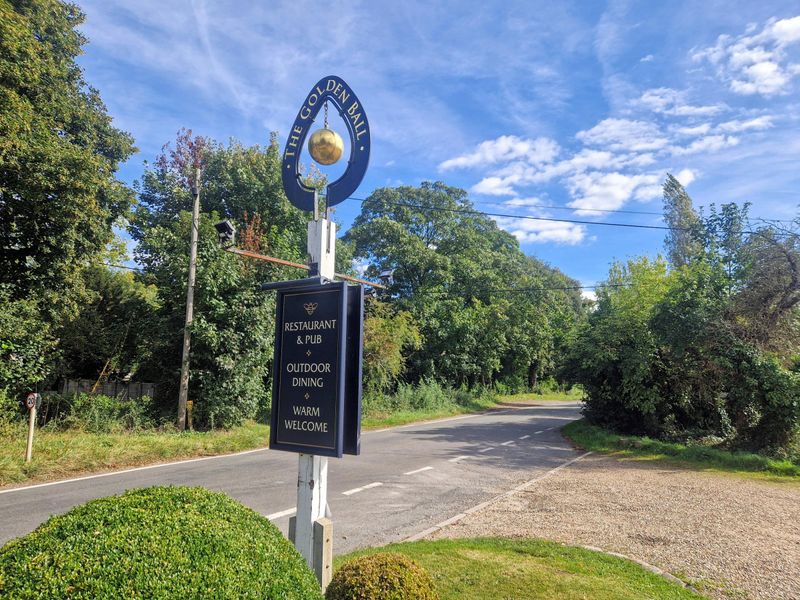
[346,196,794,230]
[101,262,142,272]
[346,196,760,234]
[406,283,631,296]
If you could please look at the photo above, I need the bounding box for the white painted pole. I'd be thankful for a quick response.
[295,453,328,565]
[295,203,336,579]
[25,406,36,463]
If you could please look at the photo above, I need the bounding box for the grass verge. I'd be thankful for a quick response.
[563,419,800,479]
[335,538,703,600]
[0,421,269,487]
[496,388,584,404]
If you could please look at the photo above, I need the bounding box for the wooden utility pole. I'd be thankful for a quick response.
[177,167,201,431]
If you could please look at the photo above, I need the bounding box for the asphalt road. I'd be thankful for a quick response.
[0,402,583,553]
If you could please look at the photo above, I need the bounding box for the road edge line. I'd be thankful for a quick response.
[0,447,269,495]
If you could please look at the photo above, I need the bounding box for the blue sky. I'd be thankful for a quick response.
[75,0,800,290]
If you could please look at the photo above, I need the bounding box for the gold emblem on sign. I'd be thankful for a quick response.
[304,302,318,315]
[308,128,344,165]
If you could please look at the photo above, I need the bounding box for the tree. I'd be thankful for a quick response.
[362,299,421,401]
[567,176,800,454]
[346,182,583,389]
[131,134,311,427]
[662,174,702,268]
[56,265,159,382]
[0,0,136,316]
[0,0,135,398]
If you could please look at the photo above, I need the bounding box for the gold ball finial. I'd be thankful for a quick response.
[308,128,344,165]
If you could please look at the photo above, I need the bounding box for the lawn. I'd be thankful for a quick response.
[563,419,800,479]
[335,538,704,600]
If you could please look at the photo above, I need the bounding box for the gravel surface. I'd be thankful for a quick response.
[432,453,800,600]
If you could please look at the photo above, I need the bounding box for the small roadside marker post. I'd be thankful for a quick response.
[24,392,40,463]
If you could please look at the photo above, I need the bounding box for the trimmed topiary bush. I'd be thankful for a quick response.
[326,552,439,600]
[0,486,322,599]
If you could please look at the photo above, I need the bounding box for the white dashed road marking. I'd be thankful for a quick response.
[500,440,515,446]
[404,466,434,475]
[342,482,383,496]
[519,435,530,440]
[267,508,296,520]
[448,455,474,463]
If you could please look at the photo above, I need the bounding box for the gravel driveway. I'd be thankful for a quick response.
[431,453,800,600]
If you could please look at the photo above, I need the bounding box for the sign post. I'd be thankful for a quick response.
[269,75,370,591]
[24,392,40,463]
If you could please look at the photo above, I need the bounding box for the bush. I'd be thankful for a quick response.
[326,552,439,600]
[0,486,322,599]
[0,387,21,425]
[39,392,155,432]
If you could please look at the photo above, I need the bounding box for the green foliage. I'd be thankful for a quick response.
[0,284,57,403]
[135,212,275,427]
[0,486,322,599]
[364,380,493,416]
[39,392,155,433]
[363,299,422,398]
[326,552,439,600]
[0,0,135,322]
[563,419,800,478]
[566,176,800,454]
[57,265,160,381]
[346,182,584,390]
[132,134,311,427]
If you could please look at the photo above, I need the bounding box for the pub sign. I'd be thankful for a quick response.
[270,282,363,457]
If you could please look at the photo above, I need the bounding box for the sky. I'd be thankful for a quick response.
[74,0,800,290]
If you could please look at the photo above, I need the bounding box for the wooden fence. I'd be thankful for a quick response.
[60,379,156,400]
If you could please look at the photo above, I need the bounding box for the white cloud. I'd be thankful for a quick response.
[675,168,697,187]
[439,135,559,170]
[717,115,774,132]
[670,134,740,156]
[576,118,668,152]
[566,171,662,214]
[493,216,586,245]
[770,15,800,45]
[673,123,712,136]
[640,54,654,63]
[471,176,518,196]
[693,16,800,96]
[637,88,725,116]
[503,197,542,208]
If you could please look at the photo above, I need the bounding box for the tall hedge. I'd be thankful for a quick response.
[0,486,322,599]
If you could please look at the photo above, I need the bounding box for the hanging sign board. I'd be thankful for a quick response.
[270,282,348,457]
[343,284,364,455]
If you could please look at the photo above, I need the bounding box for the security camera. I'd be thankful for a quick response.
[214,220,236,248]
